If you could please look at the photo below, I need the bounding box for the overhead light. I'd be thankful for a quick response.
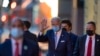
[39,0,45,3]
[11,2,17,9]
[2,0,9,7]
[1,14,7,22]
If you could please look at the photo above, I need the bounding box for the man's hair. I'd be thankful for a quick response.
[51,17,61,23]
[11,17,24,26]
[61,20,72,27]
[23,21,31,29]
[87,21,96,28]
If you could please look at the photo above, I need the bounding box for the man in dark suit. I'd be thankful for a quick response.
[23,21,37,42]
[61,20,78,51]
[38,17,72,56]
[0,18,39,56]
[73,21,100,56]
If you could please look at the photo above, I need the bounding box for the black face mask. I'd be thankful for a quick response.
[86,30,94,36]
[62,28,67,31]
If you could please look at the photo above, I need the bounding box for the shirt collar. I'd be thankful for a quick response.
[87,34,95,38]
[55,30,62,34]
[11,38,23,44]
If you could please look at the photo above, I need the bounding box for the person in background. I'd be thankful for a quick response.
[38,17,72,56]
[0,20,4,39]
[61,20,78,52]
[0,18,39,56]
[23,21,38,42]
[73,21,100,56]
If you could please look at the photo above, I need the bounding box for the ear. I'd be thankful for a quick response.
[69,26,72,30]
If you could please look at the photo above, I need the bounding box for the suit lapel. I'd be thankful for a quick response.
[55,30,64,49]
[51,30,56,49]
[22,39,28,56]
[95,34,100,56]
[5,40,12,56]
[82,35,87,56]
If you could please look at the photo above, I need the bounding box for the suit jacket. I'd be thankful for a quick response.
[0,38,39,56]
[38,29,73,56]
[73,34,100,56]
[69,33,78,52]
[23,31,38,42]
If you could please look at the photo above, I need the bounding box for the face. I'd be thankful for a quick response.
[51,19,61,32]
[10,20,24,39]
[86,24,96,35]
[23,25,27,31]
[86,24,95,31]
[51,19,60,27]
[11,20,24,30]
[61,23,71,31]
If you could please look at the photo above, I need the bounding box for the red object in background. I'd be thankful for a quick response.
[11,14,16,19]
[35,17,41,25]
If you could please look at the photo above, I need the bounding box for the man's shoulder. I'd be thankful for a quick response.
[96,34,100,37]
[46,29,54,34]
[71,33,78,37]
[24,38,38,46]
[0,39,11,49]
[95,34,100,40]
[24,31,36,36]
[77,35,87,40]
[47,29,53,32]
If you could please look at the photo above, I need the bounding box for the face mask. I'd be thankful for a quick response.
[52,26,60,32]
[62,28,66,31]
[86,30,94,36]
[10,28,23,38]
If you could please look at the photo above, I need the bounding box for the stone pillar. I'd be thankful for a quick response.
[96,0,100,34]
[72,0,78,34]
[84,0,100,34]
[84,0,95,33]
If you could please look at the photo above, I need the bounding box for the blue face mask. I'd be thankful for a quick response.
[10,28,23,38]
[52,26,60,32]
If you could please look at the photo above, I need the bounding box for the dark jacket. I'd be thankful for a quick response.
[0,38,39,56]
[38,29,73,56]
[69,33,78,51]
[23,31,38,42]
[73,34,100,56]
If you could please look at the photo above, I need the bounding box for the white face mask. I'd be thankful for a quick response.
[10,28,24,38]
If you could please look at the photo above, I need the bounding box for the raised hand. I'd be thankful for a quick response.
[39,19,49,32]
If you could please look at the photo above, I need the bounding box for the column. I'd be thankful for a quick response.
[72,0,78,34]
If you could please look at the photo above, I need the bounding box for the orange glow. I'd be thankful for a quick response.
[39,3,51,19]
[1,15,7,22]
[11,2,17,9]
[39,0,58,17]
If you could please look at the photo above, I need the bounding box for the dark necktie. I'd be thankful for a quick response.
[87,37,92,56]
[15,42,19,56]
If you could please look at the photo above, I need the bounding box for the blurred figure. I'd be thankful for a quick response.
[73,21,100,56]
[38,17,72,56]
[0,18,39,56]
[0,20,3,38]
[61,20,78,51]
[23,21,38,42]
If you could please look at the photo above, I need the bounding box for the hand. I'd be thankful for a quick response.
[39,19,49,32]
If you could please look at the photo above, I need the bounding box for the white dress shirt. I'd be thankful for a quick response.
[39,30,62,49]
[84,35,95,56]
[11,38,23,56]
[54,30,62,49]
